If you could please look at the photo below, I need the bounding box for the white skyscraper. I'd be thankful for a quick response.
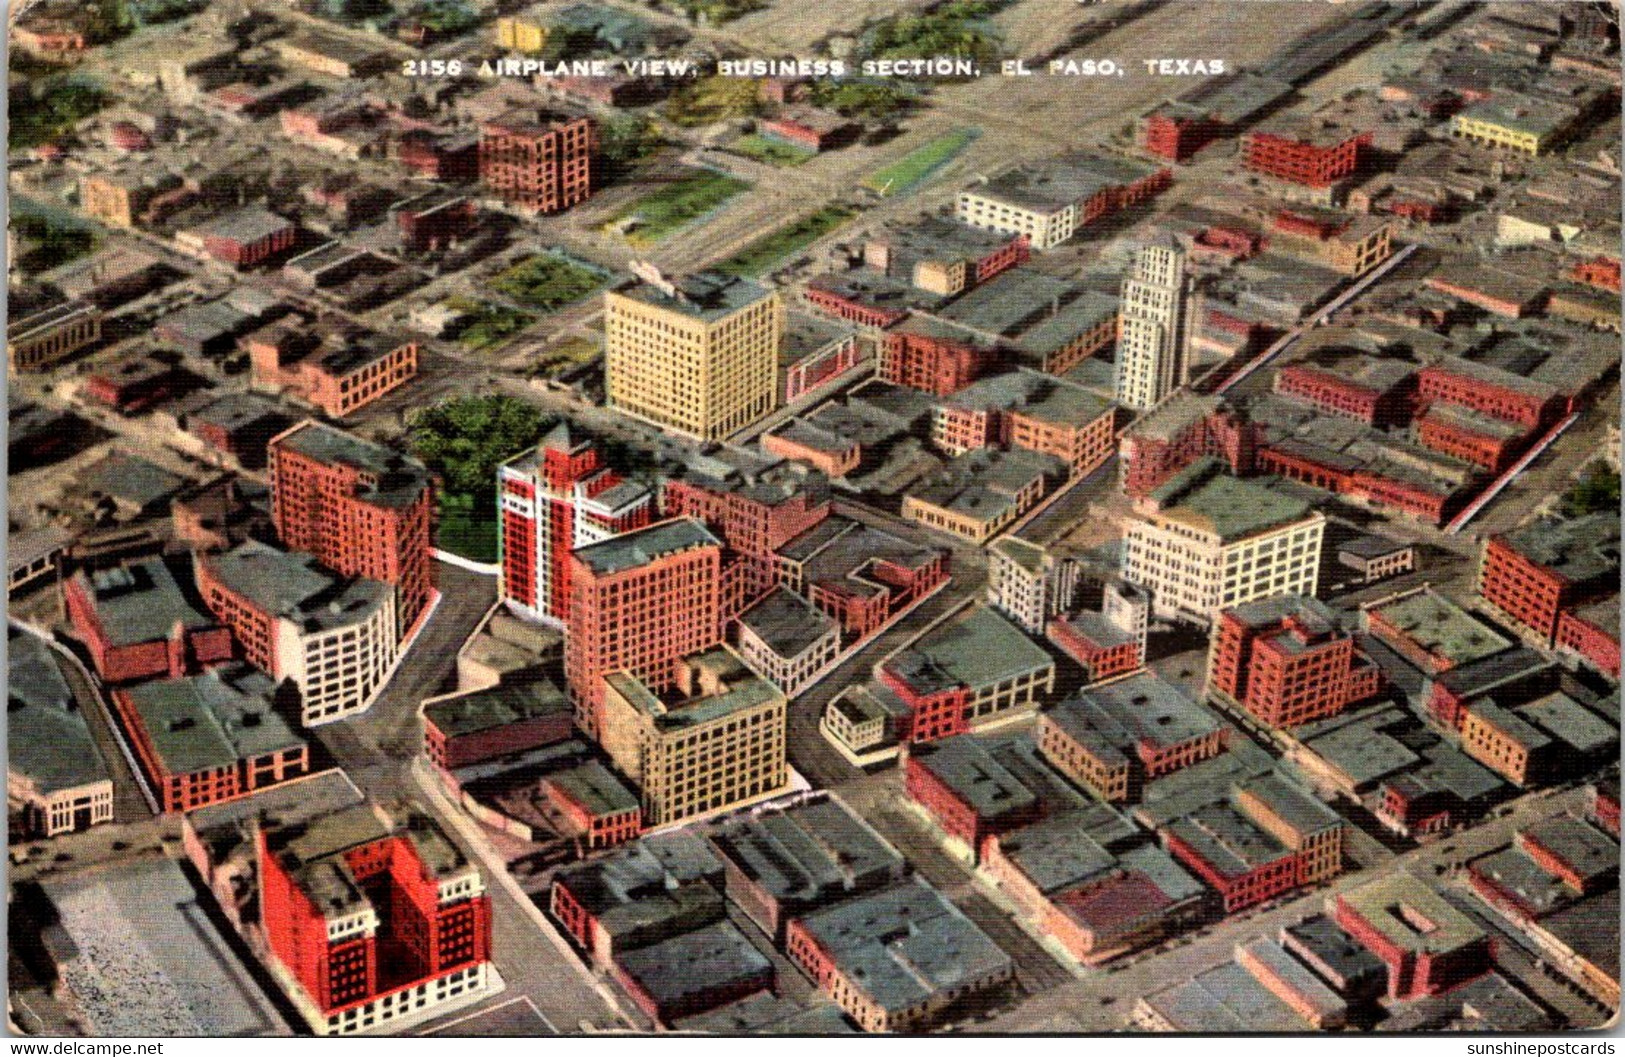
[1114,243,1194,412]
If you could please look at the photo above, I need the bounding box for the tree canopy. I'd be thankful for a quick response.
[408,395,555,505]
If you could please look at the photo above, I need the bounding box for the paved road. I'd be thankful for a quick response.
[973,785,1597,1032]
[307,562,634,1035]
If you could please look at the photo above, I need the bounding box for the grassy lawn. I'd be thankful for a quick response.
[530,336,601,380]
[450,300,535,351]
[606,170,751,245]
[730,134,815,167]
[489,254,607,313]
[437,493,498,564]
[863,128,979,196]
[717,205,855,277]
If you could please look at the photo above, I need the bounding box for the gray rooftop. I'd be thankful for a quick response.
[909,736,1039,821]
[201,542,391,634]
[1148,458,1315,540]
[791,877,1012,1015]
[9,629,111,795]
[574,517,720,576]
[619,270,773,322]
[738,587,838,659]
[707,796,903,909]
[613,919,772,1015]
[422,679,570,739]
[120,664,303,777]
[885,605,1053,696]
[274,422,431,509]
[1048,671,1223,763]
[81,558,216,647]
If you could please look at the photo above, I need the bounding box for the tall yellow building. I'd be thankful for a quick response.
[495,14,548,53]
[605,267,783,442]
[598,646,788,826]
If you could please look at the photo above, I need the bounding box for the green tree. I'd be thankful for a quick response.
[598,114,662,181]
[408,395,555,506]
[807,79,917,120]
[1562,463,1621,517]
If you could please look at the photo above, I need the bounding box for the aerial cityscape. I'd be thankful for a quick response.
[5,0,1621,1038]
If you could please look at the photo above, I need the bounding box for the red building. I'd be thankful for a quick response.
[1334,876,1493,1000]
[881,316,999,397]
[258,805,494,1035]
[903,736,1041,862]
[395,193,477,253]
[478,109,596,215]
[248,322,420,420]
[1118,393,1259,499]
[662,459,830,557]
[63,559,234,684]
[1416,359,1561,431]
[802,282,909,328]
[1207,596,1381,729]
[1254,444,1460,526]
[1275,362,1414,427]
[498,423,654,625]
[1555,603,1620,680]
[111,665,309,814]
[192,207,297,269]
[1478,513,1620,644]
[1140,105,1221,162]
[1242,124,1371,188]
[421,681,574,773]
[563,518,723,738]
[759,107,860,152]
[1047,613,1144,683]
[1570,254,1622,293]
[268,421,435,635]
[396,130,480,182]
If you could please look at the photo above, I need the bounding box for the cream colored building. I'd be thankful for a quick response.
[605,268,783,442]
[987,537,1080,634]
[1122,459,1324,625]
[598,646,788,826]
[1115,243,1192,412]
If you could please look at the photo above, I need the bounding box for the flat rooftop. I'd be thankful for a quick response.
[708,796,902,906]
[273,421,430,509]
[9,629,110,795]
[574,517,720,576]
[618,270,773,322]
[886,605,1053,696]
[738,587,837,659]
[1148,458,1315,541]
[82,558,215,647]
[1338,872,1485,954]
[1365,589,1511,669]
[121,664,302,777]
[201,541,391,634]
[909,735,1039,821]
[423,679,570,739]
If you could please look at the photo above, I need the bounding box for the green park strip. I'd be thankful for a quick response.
[863,128,979,196]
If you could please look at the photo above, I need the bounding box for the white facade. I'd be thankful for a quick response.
[277,590,401,726]
[956,190,1075,249]
[987,538,1080,633]
[1114,245,1193,412]
[1124,512,1325,626]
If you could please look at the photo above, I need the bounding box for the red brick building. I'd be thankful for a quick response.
[421,681,573,773]
[563,519,724,738]
[1047,612,1144,683]
[1118,393,1259,499]
[1478,513,1620,644]
[759,107,860,152]
[1555,602,1620,680]
[801,282,910,328]
[396,130,480,182]
[478,109,596,215]
[63,559,234,684]
[268,421,435,634]
[1140,104,1221,162]
[1413,405,1528,472]
[881,316,999,397]
[1274,362,1415,427]
[395,193,477,253]
[111,665,309,814]
[1334,875,1493,1000]
[662,459,830,557]
[1207,596,1381,729]
[190,207,297,269]
[1570,254,1622,293]
[1242,124,1371,188]
[903,736,1041,860]
[1416,358,1561,431]
[249,322,420,419]
[259,805,494,1035]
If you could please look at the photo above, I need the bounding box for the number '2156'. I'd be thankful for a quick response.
[403,59,463,76]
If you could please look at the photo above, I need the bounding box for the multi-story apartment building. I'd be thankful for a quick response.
[879,316,999,397]
[498,423,654,625]
[1115,243,1193,412]
[661,448,830,557]
[268,421,435,634]
[598,646,789,826]
[605,269,784,442]
[1242,118,1371,189]
[1207,595,1381,729]
[478,108,596,215]
[1478,512,1619,644]
[258,804,494,1035]
[194,542,401,726]
[955,152,1171,250]
[1122,459,1324,626]
[1334,874,1492,1000]
[564,519,724,738]
[986,537,1080,634]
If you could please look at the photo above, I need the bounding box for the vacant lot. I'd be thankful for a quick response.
[606,170,752,245]
[490,254,607,312]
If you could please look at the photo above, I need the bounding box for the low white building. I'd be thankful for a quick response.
[736,588,842,698]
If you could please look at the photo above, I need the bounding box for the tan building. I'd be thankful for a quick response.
[598,646,788,826]
[1235,774,1345,886]
[8,289,101,374]
[1115,242,1193,412]
[1122,459,1324,626]
[605,267,783,442]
